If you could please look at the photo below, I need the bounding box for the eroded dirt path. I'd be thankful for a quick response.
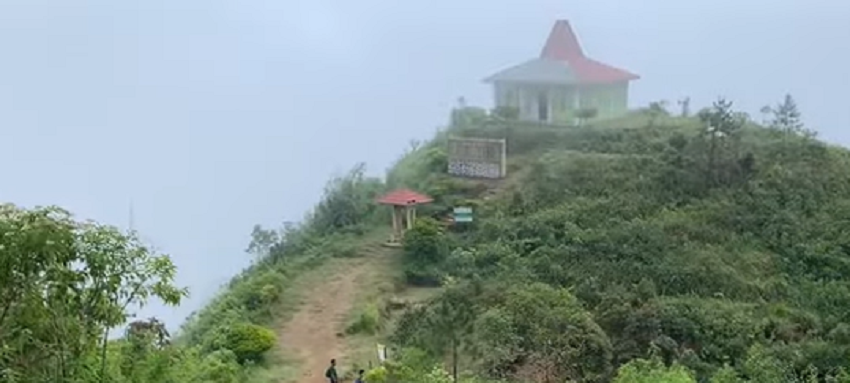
[276,258,369,383]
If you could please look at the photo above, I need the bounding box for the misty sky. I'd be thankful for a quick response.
[1,0,848,331]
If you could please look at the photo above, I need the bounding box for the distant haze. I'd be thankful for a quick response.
[1,0,848,331]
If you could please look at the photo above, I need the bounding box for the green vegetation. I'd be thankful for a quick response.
[0,204,186,382]
[612,359,696,383]
[4,93,850,382]
[0,164,387,382]
[384,95,850,382]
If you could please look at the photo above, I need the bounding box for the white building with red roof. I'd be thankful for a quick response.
[484,20,639,123]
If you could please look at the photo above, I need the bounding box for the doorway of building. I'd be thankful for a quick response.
[537,91,549,122]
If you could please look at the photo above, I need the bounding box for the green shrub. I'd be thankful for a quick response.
[345,302,382,335]
[613,358,696,383]
[234,269,285,314]
[317,233,360,258]
[365,365,388,383]
[709,365,745,383]
[492,105,519,120]
[451,106,489,128]
[387,145,447,192]
[311,163,383,235]
[199,349,242,383]
[402,218,450,286]
[222,322,276,364]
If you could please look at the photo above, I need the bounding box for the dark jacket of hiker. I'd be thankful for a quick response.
[325,365,338,383]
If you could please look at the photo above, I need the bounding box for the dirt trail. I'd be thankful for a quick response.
[276,258,368,383]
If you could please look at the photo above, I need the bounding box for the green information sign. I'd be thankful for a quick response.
[453,207,473,223]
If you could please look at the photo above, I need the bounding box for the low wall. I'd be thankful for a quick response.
[446,136,507,179]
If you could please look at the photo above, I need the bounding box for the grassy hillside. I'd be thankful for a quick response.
[4,96,850,383]
[379,100,850,382]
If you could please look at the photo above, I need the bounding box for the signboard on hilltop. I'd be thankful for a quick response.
[376,344,387,363]
[453,207,473,223]
[447,136,507,179]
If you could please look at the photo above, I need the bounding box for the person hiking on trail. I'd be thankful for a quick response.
[354,369,365,383]
[325,359,339,383]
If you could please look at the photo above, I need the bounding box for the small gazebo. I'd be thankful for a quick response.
[376,188,433,243]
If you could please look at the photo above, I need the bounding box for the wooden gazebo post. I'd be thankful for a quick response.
[376,189,434,244]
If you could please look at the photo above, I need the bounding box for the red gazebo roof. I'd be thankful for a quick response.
[377,189,433,206]
[540,20,639,84]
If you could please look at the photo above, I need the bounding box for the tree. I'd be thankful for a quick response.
[245,224,279,261]
[119,317,175,382]
[402,217,451,285]
[613,358,696,383]
[221,322,276,364]
[678,97,691,117]
[767,94,816,159]
[389,280,481,383]
[475,283,613,383]
[759,105,773,125]
[646,100,671,128]
[709,365,745,383]
[311,163,383,235]
[698,98,744,139]
[0,204,187,382]
[648,100,670,115]
[697,98,746,187]
[769,94,804,136]
[741,344,793,382]
[430,280,480,383]
[126,317,171,349]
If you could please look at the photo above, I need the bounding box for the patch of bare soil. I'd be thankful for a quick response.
[276,259,368,383]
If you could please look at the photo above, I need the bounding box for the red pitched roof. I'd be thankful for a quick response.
[377,189,434,206]
[539,20,639,84]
